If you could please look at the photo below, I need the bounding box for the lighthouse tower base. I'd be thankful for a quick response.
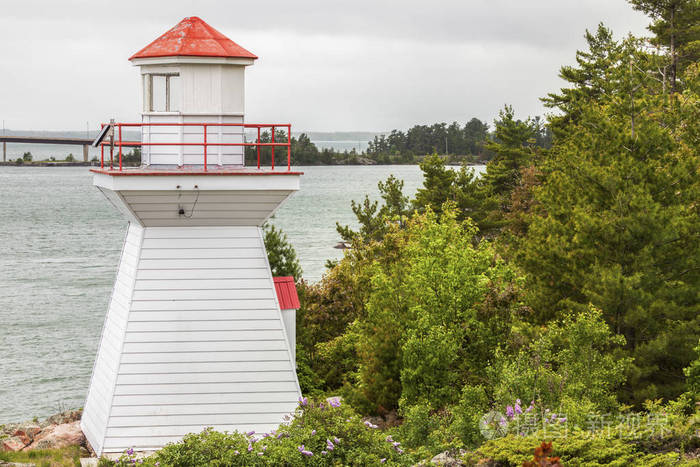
[81,172,302,455]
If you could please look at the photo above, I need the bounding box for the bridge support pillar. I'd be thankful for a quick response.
[3,141,5,162]
[83,145,89,163]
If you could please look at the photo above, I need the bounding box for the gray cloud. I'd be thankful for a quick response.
[0,0,650,132]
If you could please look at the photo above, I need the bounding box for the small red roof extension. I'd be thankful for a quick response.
[273,276,300,310]
[130,16,257,61]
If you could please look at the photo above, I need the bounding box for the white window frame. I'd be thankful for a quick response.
[144,73,180,112]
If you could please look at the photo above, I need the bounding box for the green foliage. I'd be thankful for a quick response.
[684,340,700,396]
[465,403,700,467]
[336,174,409,243]
[262,223,302,279]
[65,153,75,162]
[518,28,700,405]
[105,399,412,466]
[491,307,632,424]
[22,151,32,162]
[351,205,519,413]
[451,385,491,446]
[628,0,700,92]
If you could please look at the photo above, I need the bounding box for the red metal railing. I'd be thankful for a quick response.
[98,122,292,171]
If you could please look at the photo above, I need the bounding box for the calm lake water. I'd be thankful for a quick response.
[0,164,484,423]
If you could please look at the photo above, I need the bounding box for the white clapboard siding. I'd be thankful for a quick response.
[83,225,301,454]
[141,114,245,167]
[81,223,144,456]
[120,347,290,360]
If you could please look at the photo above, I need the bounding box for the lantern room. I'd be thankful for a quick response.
[129,16,258,168]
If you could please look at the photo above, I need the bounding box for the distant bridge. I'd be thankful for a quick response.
[0,135,94,162]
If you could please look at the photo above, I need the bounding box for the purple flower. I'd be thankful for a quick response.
[277,432,284,439]
[329,397,341,408]
[248,444,253,452]
[126,448,134,456]
[385,435,394,442]
[311,429,316,435]
[558,417,567,423]
[321,450,327,455]
[380,459,386,463]
[298,396,308,406]
[326,439,335,451]
[334,437,340,444]
[234,451,239,455]
[364,420,378,429]
[301,450,313,456]
[246,430,256,437]
[514,403,522,414]
[397,447,404,454]
[393,441,401,447]
[516,399,521,405]
[499,417,507,427]
[506,405,514,418]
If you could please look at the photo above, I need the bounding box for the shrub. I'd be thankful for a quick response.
[354,205,519,413]
[462,401,700,467]
[684,340,700,396]
[490,306,631,426]
[451,385,490,446]
[104,398,412,466]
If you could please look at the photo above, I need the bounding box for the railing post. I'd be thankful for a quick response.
[203,123,208,172]
[271,126,275,170]
[100,124,104,168]
[257,127,261,169]
[118,124,122,171]
[287,124,291,171]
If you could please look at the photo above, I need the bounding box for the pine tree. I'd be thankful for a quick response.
[628,0,700,93]
[518,33,700,404]
[263,223,302,279]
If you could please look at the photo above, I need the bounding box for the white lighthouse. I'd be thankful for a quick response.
[81,17,302,456]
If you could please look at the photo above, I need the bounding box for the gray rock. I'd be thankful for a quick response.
[430,450,466,466]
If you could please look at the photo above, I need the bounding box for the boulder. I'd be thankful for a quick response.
[1,436,26,452]
[45,410,81,426]
[25,421,85,451]
[431,450,467,466]
[12,425,41,446]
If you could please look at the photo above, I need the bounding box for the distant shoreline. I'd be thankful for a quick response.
[0,161,98,167]
[0,160,483,168]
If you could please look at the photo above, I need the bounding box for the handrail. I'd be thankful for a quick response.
[98,122,292,172]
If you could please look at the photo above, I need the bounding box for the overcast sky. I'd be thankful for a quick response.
[0,0,650,133]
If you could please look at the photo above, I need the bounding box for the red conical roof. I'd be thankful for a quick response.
[129,17,257,61]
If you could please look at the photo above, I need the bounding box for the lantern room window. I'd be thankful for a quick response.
[144,73,180,112]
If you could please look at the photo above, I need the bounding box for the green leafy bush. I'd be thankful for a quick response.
[104,399,412,466]
[490,307,631,426]
[684,340,700,396]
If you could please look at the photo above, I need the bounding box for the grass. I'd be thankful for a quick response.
[0,446,86,467]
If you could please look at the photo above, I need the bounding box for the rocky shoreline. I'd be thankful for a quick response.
[0,410,87,454]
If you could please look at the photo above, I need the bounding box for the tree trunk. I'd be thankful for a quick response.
[670,4,677,93]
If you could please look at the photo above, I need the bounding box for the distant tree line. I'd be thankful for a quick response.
[245,115,552,166]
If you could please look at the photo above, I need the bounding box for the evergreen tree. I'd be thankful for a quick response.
[263,223,302,279]
[518,33,700,404]
[628,0,700,92]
